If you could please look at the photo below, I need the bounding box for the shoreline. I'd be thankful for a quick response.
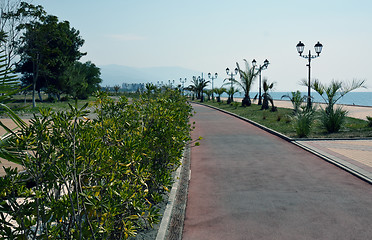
[216,97,372,120]
[219,97,372,108]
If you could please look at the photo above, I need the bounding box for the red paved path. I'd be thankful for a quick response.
[182,103,372,240]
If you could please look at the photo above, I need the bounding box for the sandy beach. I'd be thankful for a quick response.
[219,97,372,121]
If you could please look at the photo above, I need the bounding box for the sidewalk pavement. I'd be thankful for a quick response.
[217,99,372,183]
[183,103,372,240]
[275,99,372,183]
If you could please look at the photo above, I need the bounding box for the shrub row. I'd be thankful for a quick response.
[0,86,193,239]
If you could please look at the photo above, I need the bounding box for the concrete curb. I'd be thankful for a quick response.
[155,153,184,240]
[195,102,372,185]
[156,144,190,240]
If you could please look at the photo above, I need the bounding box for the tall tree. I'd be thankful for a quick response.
[234,59,258,106]
[63,61,102,99]
[16,14,86,105]
[187,76,209,102]
[0,1,46,68]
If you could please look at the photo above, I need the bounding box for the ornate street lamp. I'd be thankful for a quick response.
[252,59,270,105]
[208,72,218,101]
[296,41,323,109]
[225,67,238,103]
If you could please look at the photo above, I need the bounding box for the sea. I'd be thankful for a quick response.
[220,92,372,107]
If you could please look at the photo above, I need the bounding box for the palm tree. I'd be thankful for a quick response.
[213,87,226,102]
[226,86,239,104]
[302,79,366,133]
[113,85,121,95]
[0,51,26,163]
[233,59,258,106]
[261,78,276,111]
[302,79,366,113]
[187,76,210,102]
[281,90,307,114]
[204,89,213,101]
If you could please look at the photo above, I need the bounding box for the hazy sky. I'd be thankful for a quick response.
[33,0,372,91]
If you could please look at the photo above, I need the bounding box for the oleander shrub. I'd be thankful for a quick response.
[0,86,192,239]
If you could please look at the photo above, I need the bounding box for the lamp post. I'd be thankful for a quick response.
[225,67,238,103]
[252,59,269,105]
[180,77,186,95]
[296,41,323,109]
[208,72,218,101]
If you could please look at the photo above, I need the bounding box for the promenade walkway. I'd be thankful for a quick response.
[182,103,372,240]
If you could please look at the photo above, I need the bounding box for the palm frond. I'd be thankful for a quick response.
[235,59,258,96]
[0,51,26,164]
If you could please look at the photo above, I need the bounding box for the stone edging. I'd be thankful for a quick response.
[156,144,190,240]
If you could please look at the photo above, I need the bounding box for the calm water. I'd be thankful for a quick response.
[221,92,372,107]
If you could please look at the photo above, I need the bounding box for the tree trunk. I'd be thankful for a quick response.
[227,96,231,104]
[38,90,43,102]
[242,95,251,107]
[261,96,269,110]
[32,81,36,108]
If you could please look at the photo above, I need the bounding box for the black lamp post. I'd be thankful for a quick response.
[225,67,238,103]
[180,77,186,95]
[208,72,218,101]
[296,41,323,109]
[252,59,269,105]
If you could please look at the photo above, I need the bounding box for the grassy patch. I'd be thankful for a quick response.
[201,101,372,139]
[4,94,97,116]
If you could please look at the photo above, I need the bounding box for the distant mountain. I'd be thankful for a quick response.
[99,65,201,87]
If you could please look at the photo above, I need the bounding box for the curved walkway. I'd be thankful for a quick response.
[182,103,372,240]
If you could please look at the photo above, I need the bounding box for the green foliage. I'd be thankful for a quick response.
[261,78,275,111]
[231,101,239,109]
[1,2,47,67]
[213,87,226,102]
[292,107,315,138]
[186,76,209,102]
[302,79,366,133]
[320,106,347,133]
[234,59,258,106]
[225,86,239,104]
[0,51,26,163]
[281,90,306,114]
[203,101,372,138]
[0,87,192,239]
[204,89,213,101]
[367,116,372,127]
[63,61,102,99]
[16,14,86,101]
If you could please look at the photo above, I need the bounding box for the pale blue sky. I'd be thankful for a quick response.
[34,0,372,91]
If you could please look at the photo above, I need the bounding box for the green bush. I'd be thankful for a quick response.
[321,106,347,133]
[292,107,315,138]
[0,87,192,239]
[367,116,372,127]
